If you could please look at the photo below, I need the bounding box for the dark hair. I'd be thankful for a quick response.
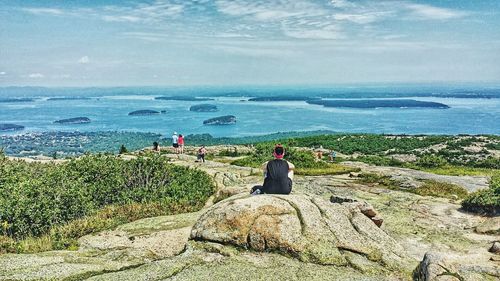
[274,144,284,156]
[179,134,183,137]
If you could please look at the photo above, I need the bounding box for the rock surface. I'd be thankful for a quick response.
[190,194,409,270]
[413,252,460,281]
[475,217,500,234]
[343,161,489,192]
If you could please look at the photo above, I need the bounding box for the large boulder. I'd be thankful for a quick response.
[413,252,460,281]
[475,217,500,234]
[190,194,409,270]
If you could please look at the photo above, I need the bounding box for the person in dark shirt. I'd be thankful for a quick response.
[250,144,295,195]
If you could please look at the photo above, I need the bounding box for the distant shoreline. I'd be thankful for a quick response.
[1,130,499,158]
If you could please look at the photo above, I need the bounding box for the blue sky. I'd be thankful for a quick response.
[1,0,499,86]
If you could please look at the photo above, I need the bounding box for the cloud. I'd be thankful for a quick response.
[78,56,90,64]
[0,72,6,75]
[22,8,64,15]
[404,3,467,20]
[102,15,141,23]
[28,73,44,78]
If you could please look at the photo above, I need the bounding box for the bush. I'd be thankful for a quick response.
[356,155,404,167]
[416,155,448,168]
[462,174,500,215]
[0,154,215,240]
[414,180,468,200]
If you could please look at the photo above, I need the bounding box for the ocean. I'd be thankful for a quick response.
[1,86,500,138]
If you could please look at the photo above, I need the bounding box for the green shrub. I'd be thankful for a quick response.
[414,180,468,200]
[416,155,448,168]
[356,155,404,167]
[0,154,215,240]
[462,174,500,215]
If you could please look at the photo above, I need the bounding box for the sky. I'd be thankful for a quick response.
[1,0,500,87]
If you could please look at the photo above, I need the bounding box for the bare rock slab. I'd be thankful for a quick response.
[190,194,411,272]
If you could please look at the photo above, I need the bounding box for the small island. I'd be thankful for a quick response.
[203,115,236,125]
[0,98,35,103]
[0,123,25,132]
[128,110,160,116]
[47,97,92,101]
[306,99,450,109]
[190,104,218,112]
[248,96,319,102]
[54,117,91,124]
[155,96,214,101]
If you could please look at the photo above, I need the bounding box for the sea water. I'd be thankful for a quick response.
[0,87,499,137]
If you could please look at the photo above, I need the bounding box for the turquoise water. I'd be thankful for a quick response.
[1,87,499,136]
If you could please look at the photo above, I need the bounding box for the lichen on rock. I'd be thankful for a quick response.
[190,194,410,272]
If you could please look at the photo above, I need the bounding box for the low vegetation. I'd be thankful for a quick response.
[356,173,468,200]
[461,174,500,215]
[0,153,215,253]
[231,144,358,175]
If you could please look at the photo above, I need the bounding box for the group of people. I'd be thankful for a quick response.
[171,132,207,162]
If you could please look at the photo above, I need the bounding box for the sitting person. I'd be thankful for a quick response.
[251,144,295,195]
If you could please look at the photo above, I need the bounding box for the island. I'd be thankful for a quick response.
[0,123,25,132]
[54,117,91,124]
[203,115,236,125]
[128,110,160,116]
[248,96,320,102]
[0,98,35,103]
[190,104,218,112]
[47,97,92,101]
[155,96,214,101]
[306,99,450,109]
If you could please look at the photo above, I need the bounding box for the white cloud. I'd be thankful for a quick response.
[22,8,64,15]
[283,24,343,40]
[0,72,6,75]
[78,56,90,64]
[215,0,327,22]
[28,73,44,78]
[102,15,141,23]
[404,3,467,20]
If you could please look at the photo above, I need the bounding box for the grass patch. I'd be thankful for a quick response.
[295,164,360,176]
[413,180,468,200]
[1,201,194,254]
[355,173,402,189]
[356,173,468,200]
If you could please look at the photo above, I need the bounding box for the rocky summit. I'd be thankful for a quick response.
[0,152,498,281]
[190,194,410,270]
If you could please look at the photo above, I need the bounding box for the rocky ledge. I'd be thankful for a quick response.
[54,117,91,124]
[128,110,160,116]
[190,104,218,112]
[191,194,410,270]
[0,123,25,132]
[203,115,236,125]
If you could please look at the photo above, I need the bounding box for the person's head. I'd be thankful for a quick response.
[273,144,285,159]
[173,132,177,135]
[201,145,205,148]
[179,134,183,138]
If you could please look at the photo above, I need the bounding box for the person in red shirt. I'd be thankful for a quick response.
[178,134,185,154]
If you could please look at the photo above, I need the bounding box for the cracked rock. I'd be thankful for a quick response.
[190,194,409,271]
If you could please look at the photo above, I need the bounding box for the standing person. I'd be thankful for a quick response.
[172,132,179,153]
[178,134,185,154]
[329,150,337,162]
[197,145,207,162]
[153,141,160,153]
[250,144,295,195]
